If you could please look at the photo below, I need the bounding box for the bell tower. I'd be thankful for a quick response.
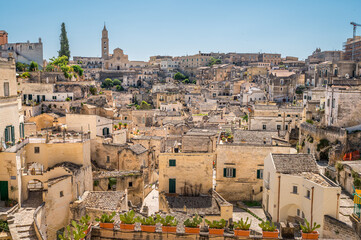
[101,24,109,59]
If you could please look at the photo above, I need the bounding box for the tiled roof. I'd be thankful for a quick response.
[234,130,278,145]
[81,191,125,211]
[272,154,319,174]
[128,144,147,155]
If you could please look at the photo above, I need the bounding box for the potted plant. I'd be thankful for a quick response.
[300,219,320,239]
[95,212,116,229]
[234,217,251,237]
[136,216,157,232]
[124,123,128,128]
[80,215,91,235]
[184,214,202,234]
[119,210,136,231]
[259,221,279,238]
[205,219,226,235]
[156,214,178,233]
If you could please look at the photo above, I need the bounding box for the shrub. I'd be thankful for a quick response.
[113,79,121,86]
[259,221,277,231]
[300,219,320,233]
[21,72,30,78]
[156,215,178,226]
[306,119,314,124]
[234,217,251,230]
[119,210,136,224]
[89,86,97,95]
[65,97,71,101]
[136,216,156,225]
[184,214,202,228]
[96,212,116,223]
[205,219,226,229]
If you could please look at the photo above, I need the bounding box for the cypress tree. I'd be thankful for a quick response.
[58,22,70,58]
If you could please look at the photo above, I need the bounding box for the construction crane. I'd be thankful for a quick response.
[350,22,361,60]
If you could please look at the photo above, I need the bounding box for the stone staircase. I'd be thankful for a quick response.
[7,191,43,240]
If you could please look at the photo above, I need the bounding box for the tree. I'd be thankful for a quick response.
[174,72,187,80]
[113,79,121,86]
[102,78,113,89]
[116,85,124,91]
[89,86,97,95]
[208,57,221,66]
[72,65,83,76]
[136,101,152,110]
[16,62,29,72]
[29,61,39,71]
[58,22,70,58]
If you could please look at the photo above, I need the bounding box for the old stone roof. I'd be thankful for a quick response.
[234,130,278,145]
[165,195,220,215]
[272,154,319,174]
[93,170,141,179]
[47,162,82,173]
[80,191,125,211]
[128,144,147,155]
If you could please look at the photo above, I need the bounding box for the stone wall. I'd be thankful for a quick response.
[323,215,360,240]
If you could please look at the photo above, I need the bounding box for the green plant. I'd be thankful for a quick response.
[234,217,251,230]
[135,216,157,225]
[205,219,226,229]
[259,221,277,231]
[21,72,30,78]
[95,212,116,223]
[156,215,178,226]
[0,220,9,232]
[89,86,97,95]
[58,221,87,240]
[317,139,329,151]
[80,215,91,226]
[184,214,202,228]
[300,219,320,233]
[65,97,71,101]
[306,119,314,124]
[119,210,136,224]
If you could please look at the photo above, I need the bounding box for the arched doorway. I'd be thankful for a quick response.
[28,179,43,191]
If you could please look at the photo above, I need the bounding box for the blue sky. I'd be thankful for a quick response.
[1,0,361,61]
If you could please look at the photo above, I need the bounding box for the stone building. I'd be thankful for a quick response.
[0,37,43,67]
[0,57,24,148]
[324,85,361,128]
[215,130,295,202]
[258,53,281,65]
[263,153,341,237]
[268,70,297,102]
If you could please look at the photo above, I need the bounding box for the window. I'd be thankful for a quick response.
[34,147,40,154]
[302,212,305,218]
[257,169,263,179]
[306,190,311,199]
[52,96,57,100]
[263,125,266,130]
[223,168,236,178]
[292,186,298,194]
[106,156,110,163]
[169,159,176,167]
[307,148,310,154]
[60,191,64,197]
[287,114,290,117]
[278,114,281,117]
[4,82,9,97]
[260,186,263,192]
[285,125,288,130]
[277,125,281,130]
[297,209,300,216]
[128,182,133,188]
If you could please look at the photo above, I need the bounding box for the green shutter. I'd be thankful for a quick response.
[11,126,15,143]
[4,127,9,142]
[169,159,176,167]
[257,170,260,179]
[223,168,227,177]
[22,123,24,138]
[233,168,236,178]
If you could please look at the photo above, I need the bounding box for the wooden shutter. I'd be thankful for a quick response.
[11,126,15,143]
[4,127,9,142]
